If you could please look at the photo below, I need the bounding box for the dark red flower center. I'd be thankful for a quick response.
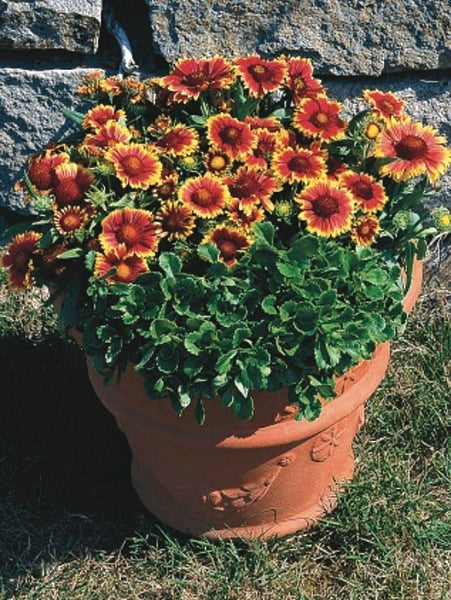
[220,126,241,144]
[163,210,186,232]
[29,161,53,189]
[157,182,176,199]
[231,174,256,198]
[395,135,428,160]
[217,239,239,261]
[312,111,330,127]
[60,213,82,231]
[248,64,269,82]
[192,188,214,207]
[312,194,339,218]
[13,250,31,273]
[287,155,310,173]
[184,71,208,88]
[121,155,144,176]
[54,180,83,205]
[117,223,140,245]
[351,181,373,200]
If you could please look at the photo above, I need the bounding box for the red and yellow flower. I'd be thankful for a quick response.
[53,162,95,206]
[1,231,41,290]
[27,151,69,191]
[82,104,126,130]
[99,207,160,257]
[228,199,265,229]
[155,125,199,156]
[53,205,88,236]
[179,174,229,218]
[94,249,148,284]
[363,89,407,122]
[83,121,132,154]
[284,57,324,104]
[340,172,388,212]
[202,226,251,266]
[105,143,162,189]
[235,56,286,97]
[245,128,288,168]
[272,147,326,183]
[156,201,196,241]
[224,166,279,213]
[294,96,346,141]
[374,119,450,183]
[152,172,179,201]
[296,181,354,237]
[204,150,231,174]
[162,56,235,100]
[207,113,256,159]
[351,215,380,246]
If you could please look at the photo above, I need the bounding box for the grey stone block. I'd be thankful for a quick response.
[146,0,450,76]
[0,68,100,211]
[0,0,102,53]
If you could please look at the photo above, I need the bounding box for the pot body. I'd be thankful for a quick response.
[86,259,423,539]
[88,342,390,539]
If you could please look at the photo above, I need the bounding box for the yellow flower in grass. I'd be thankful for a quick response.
[375,120,449,183]
[296,181,354,237]
[179,174,230,218]
[1,231,41,290]
[202,226,252,267]
[105,143,162,189]
[99,207,160,258]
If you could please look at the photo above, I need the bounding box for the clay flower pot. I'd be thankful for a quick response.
[86,260,423,539]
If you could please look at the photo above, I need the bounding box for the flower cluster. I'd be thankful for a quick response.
[1,55,449,421]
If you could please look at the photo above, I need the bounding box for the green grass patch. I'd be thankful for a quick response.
[0,268,449,599]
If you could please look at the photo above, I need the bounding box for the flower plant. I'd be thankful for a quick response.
[2,55,449,423]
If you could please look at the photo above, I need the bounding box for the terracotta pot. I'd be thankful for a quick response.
[86,260,423,539]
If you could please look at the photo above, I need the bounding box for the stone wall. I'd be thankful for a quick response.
[0,0,449,213]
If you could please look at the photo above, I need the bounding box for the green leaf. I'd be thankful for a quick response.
[198,242,220,263]
[57,248,84,260]
[215,350,237,375]
[177,387,192,409]
[194,397,206,425]
[159,252,181,277]
[261,295,277,315]
[252,221,275,246]
[232,393,255,421]
[61,106,85,125]
[276,262,300,278]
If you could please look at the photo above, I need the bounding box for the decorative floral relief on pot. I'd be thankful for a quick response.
[202,453,296,514]
[310,417,348,462]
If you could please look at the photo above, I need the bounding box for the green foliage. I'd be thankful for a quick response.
[78,224,407,422]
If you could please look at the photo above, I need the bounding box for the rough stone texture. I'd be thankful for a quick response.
[147,0,451,76]
[0,0,102,53]
[0,68,101,211]
[0,67,449,212]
